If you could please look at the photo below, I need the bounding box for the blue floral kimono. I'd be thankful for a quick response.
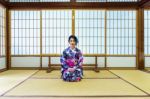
[60,47,83,82]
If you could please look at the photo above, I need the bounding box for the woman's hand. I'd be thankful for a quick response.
[74,60,77,65]
[68,68,75,72]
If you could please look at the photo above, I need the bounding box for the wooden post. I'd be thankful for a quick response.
[47,56,52,73]
[94,56,99,72]
[104,10,107,68]
[40,11,42,70]
[72,9,75,36]
[136,8,145,70]
[6,8,11,70]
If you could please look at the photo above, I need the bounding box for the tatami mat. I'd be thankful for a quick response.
[31,70,118,79]
[5,79,146,96]
[110,70,150,95]
[0,70,38,96]
[1,97,150,99]
[0,70,38,78]
[1,70,150,99]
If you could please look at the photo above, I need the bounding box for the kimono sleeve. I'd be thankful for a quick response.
[75,50,83,69]
[60,50,69,70]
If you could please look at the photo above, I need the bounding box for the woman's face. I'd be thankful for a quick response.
[69,38,76,48]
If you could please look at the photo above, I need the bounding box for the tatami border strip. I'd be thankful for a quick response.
[30,77,119,79]
[3,95,150,98]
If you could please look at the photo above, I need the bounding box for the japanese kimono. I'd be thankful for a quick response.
[60,47,83,82]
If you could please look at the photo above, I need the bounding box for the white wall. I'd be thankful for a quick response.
[11,56,137,68]
[0,57,6,69]
[11,57,40,67]
[145,57,150,67]
[107,57,136,67]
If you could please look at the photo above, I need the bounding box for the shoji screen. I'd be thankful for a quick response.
[75,10,105,54]
[11,11,40,67]
[42,10,72,54]
[0,5,6,70]
[11,11,40,55]
[75,10,105,67]
[144,10,150,67]
[106,11,136,67]
[42,10,72,67]
[10,10,137,68]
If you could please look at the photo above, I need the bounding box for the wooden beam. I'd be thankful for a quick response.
[7,2,139,10]
[0,0,7,7]
[139,0,150,7]
[136,8,145,70]
[10,54,136,57]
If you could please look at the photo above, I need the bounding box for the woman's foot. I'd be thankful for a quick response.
[76,77,81,82]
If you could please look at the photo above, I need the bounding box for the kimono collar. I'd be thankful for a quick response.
[69,46,77,51]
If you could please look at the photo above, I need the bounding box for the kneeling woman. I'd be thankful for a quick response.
[60,35,83,82]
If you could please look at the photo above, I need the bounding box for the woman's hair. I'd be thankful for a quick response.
[68,35,79,45]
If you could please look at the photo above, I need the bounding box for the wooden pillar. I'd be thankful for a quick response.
[104,10,107,68]
[94,56,99,72]
[47,56,52,73]
[71,0,76,35]
[6,8,11,70]
[40,11,42,70]
[72,9,75,35]
[136,8,145,70]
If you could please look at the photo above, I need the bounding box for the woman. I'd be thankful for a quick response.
[60,35,83,82]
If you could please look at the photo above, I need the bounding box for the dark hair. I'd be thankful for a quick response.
[68,35,78,45]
